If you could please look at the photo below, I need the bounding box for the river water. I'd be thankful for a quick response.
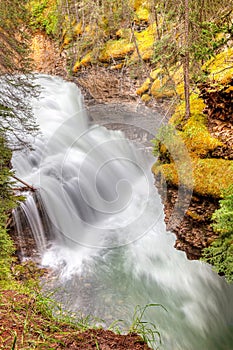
[12,75,233,349]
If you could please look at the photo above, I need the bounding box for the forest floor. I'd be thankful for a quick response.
[0,289,152,350]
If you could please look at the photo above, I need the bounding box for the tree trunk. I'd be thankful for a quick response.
[183,0,190,119]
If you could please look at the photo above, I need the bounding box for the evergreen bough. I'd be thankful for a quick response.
[202,185,233,283]
[0,136,18,285]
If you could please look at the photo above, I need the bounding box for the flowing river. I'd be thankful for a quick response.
[12,75,233,350]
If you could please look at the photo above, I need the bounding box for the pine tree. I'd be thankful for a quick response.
[0,0,38,150]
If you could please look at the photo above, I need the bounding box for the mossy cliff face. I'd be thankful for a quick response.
[152,49,233,259]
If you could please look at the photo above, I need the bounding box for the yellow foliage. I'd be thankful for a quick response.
[152,158,233,198]
[98,39,134,62]
[136,78,151,95]
[202,47,233,84]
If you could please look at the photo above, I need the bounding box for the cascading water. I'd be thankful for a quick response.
[12,75,233,350]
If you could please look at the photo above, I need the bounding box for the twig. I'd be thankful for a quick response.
[12,175,35,191]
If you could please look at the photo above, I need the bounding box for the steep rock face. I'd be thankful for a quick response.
[152,50,233,259]
[200,79,233,160]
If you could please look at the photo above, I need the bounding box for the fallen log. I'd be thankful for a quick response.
[12,175,36,192]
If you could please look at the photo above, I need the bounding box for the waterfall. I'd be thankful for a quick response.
[12,75,233,350]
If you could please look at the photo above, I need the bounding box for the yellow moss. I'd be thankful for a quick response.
[136,78,151,95]
[73,22,83,36]
[152,159,233,198]
[110,63,124,70]
[151,66,183,97]
[175,83,185,99]
[225,86,233,93]
[141,93,151,102]
[84,24,97,36]
[150,68,162,80]
[151,77,175,99]
[63,34,72,46]
[170,93,205,125]
[202,48,233,83]
[98,39,134,63]
[134,5,150,22]
[73,61,81,73]
[116,28,131,39]
[182,115,222,157]
[131,0,149,11]
[169,94,222,156]
[80,52,92,66]
[132,24,156,61]
[192,159,233,197]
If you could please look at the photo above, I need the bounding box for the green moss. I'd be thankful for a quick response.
[153,158,233,198]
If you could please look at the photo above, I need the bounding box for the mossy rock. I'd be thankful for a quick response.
[169,93,205,125]
[98,39,134,63]
[153,158,233,198]
[151,78,176,99]
[131,24,156,62]
[136,78,151,95]
[181,114,222,157]
[141,93,151,102]
[73,52,93,72]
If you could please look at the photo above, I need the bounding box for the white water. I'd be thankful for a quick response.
[13,75,233,349]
